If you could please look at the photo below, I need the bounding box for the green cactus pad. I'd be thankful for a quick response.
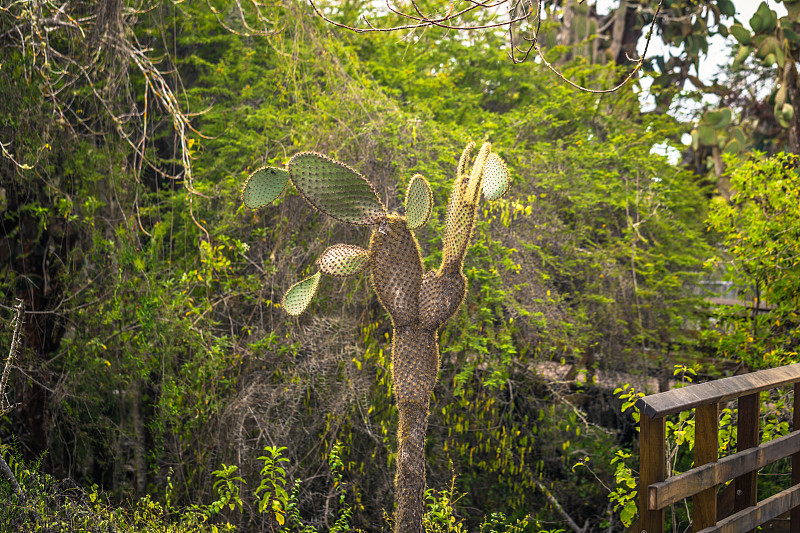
[697,124,716,146]
[242,166,290,209]
[705,108,732,130]
[287,152,386,225]
[282,271,322,316]
[405,175,433,230]
[317,244,369,277]
[482,153,510,201]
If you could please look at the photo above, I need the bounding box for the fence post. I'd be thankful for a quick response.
[792,383,800,533]
[640,413,665,533]
[735,393,759,514]
[693,402,719,533]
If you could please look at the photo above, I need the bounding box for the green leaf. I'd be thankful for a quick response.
[316,244,369,277]
[287,152,386,225]
[717,0,735,17]
[734,45,752,67]
[482,153,511,201]
[282,272,322,316]
[776,85,788,109]
[784,103,795,121]
[785,28,800,43]
[620,501,636,526]
[405,174,432,230]
[750,12,764,33]
[242,167,289,209]
[729,24,751,45]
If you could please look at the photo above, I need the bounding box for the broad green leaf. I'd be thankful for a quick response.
[242,166,289,208]
[729,24,751,45]
[405,174,432,230]
[287,152,386,225]
[282,271,322,316]
[316,244,369,277]
[482,153,511,201]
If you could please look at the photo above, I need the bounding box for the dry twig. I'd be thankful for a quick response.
[0,299,24,503]
[308,0,666,93]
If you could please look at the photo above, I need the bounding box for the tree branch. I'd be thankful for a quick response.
[0,299,24,504]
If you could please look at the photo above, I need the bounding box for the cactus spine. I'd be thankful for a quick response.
[241,142,510,532]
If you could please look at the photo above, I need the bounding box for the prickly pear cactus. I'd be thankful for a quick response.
[240,142,510,533]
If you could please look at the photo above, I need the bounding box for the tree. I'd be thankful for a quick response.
[707,153,800,370]
[240,143,510,532]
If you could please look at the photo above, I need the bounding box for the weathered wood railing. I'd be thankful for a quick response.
[635,362,800,533]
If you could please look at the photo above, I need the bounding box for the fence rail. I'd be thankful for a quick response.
[634,362,800,533]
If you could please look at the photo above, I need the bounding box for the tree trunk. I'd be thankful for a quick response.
[132,379,147,496]
[785,59,800,154]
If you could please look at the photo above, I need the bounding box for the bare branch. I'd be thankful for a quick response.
[0,300,25,503]
[308,0,666,94]
[0,299,23,415]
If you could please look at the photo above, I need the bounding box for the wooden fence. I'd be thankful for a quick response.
[635,362,800,533]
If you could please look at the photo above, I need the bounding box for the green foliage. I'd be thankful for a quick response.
[209,465,246,515]
[707,153,800,369]
[0,447,237,532]
[0,0,739,531]
[255,446,290,524]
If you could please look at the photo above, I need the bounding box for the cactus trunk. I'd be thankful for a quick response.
[392,327,438,533]
[370,215,471,533]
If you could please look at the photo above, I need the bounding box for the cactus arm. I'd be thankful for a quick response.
[317,244,369,277]
[287,152,386,225]
[456,141,474,178]
[241,166,290,209]
[281,271,322,316]
[440,142,491,274]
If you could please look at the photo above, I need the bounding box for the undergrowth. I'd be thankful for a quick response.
[0,444,541,533]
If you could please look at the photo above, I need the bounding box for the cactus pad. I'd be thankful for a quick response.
[242,166,290,209]
[482,153,510,201]
[282,271,322,316]
[317,244,369,277]
[288,152,386,225]
[405,175,433,230]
